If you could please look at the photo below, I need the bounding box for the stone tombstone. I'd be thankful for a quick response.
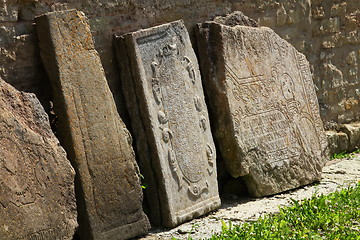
[36,10,150,240]
[115,20,221,227]
[0,78,77,239]
[196,17,329,197]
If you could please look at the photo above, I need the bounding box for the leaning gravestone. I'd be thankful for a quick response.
[196,13,329,197]
[36,10,150,240]
[115,20,221,227]
[0,78,77,239]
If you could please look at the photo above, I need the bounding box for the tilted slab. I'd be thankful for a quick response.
[0,78,77,240]
[196,20,329,197]
[36,9,150,240]
[115,20,221,227]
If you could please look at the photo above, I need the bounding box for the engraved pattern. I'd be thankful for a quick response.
[0,79,76,238]
[69,84,140,222]
[206,144,215,174]
[35,156,55,191]
[158,111,168,124]
[145,28,214,198]
[295,51,328,153]
[0,136,35,208]
[161,127,173,143]
[188,181,209,198]
[168,149,182,189]
[194,95,203,112]
[151,62,162,104]
[182,56,196,83]
[199,116,207,132]
[17,226,73,240]
[223,27,325,175]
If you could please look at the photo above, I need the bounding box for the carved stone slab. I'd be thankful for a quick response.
[36,10,150,239]
[115,20,220,227]
[196,21,329,197]
[0,78,77,239]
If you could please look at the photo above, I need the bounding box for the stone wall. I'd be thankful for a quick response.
[233,0,360,129]
[0,0,359,129]
[0,0,233,117]
[311,0,359,129]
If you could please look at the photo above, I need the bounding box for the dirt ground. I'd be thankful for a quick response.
[138,155,360,240]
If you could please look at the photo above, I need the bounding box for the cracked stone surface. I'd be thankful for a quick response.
[0,78,77,240]
[139,155,360,239]
[36,9,150,240]
[196,20,328,197]
[115,20,220,228]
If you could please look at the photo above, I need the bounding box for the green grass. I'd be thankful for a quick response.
[331,149,360,160]
[209,183,360,240]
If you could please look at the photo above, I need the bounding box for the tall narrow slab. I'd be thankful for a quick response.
[36,10,150,240]
[0,78,77,239]
[197,20,329,197]
[115,20,220,227]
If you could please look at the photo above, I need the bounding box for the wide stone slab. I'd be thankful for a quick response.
[0,78,77,239]
[36,10,150,239]
[196,19,329,197]
[115,20,221,227]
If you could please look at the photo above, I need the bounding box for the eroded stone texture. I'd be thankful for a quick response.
[1,0,359,132]
[213,11,259,27]
[0,78,77,240]
[340,122,360,151]
[36,10,149,240]
[326,130,349,155]
[115,20,220,227]
[197,20,329,197]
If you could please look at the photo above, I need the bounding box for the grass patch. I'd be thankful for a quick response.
[209,183,360,240]
[331,149,360,160]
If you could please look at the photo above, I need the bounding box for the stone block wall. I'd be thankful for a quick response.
[232,0,359,129]
[0,0,359,129]
[0,0,233,117]
[311,0,359,129]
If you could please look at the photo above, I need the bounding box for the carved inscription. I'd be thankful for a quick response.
[17,224,75,240]
[296,51,328,152]
[143,29,214,198]
[221,26,324,175]
[18,228,56,240]
[194,95,203,111]
[226,60,318,167]
[121,20,220,227]
[0,136,35,208]
[0,78,77,239]
[197,19,327,197]
[35,155,56,193]
[36,9,149,239]
[226,64,278,117]
[224,31,323,169]
[236,111,301,163]
[0,134,62,210]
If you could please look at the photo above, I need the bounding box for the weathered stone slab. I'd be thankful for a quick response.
[196,18,329,197]
[0,78,77,239]
[326,130,349,156]
[340,122,360,151]
[36,10,150,240]
[115,20,221,227]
